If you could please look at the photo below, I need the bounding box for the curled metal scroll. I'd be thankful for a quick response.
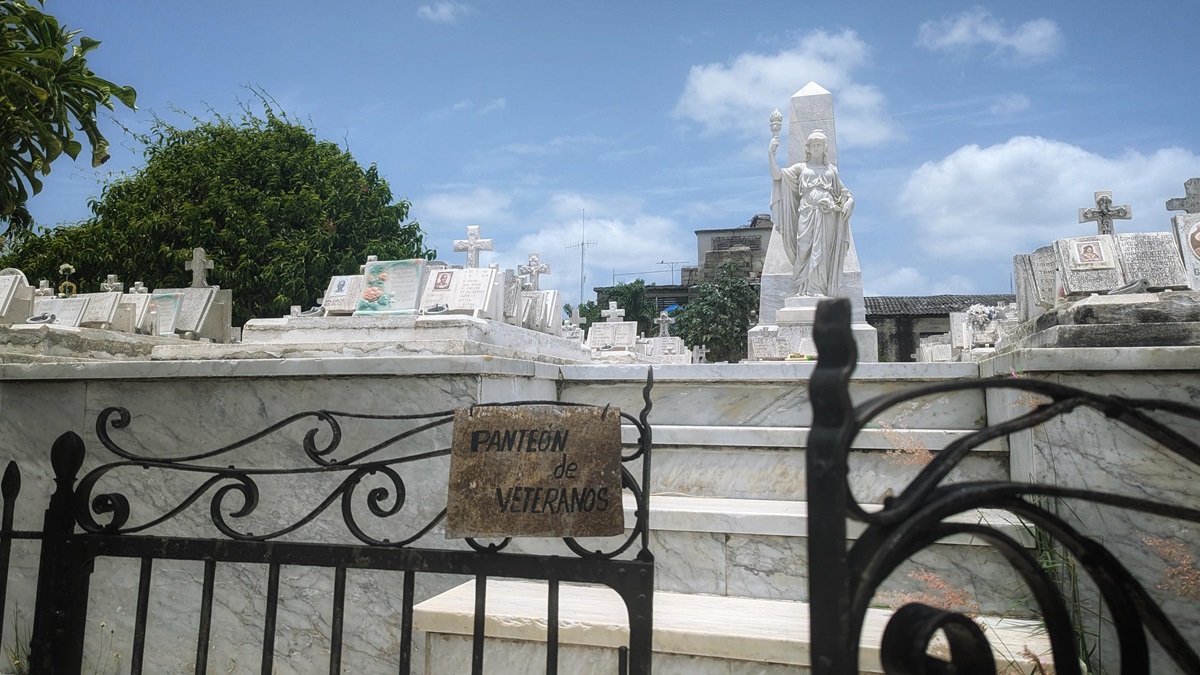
[808,298,1200,674]
[77,370,655,559]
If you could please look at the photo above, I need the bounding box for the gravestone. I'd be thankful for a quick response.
[654,311,675,337]
[113,292,152,334]
[518,253,550,291]
[445,405,624,538]
[517,289,562,335]
[587,321,638,350]
[949,312,969,350]
[692,344,708,363]
[452,225,494,268]
[100,274,124,293]
[149,292,183,336]
[152,287,233,341]
[600,301,624,323]
[1078,191,1132,236]
[321,275,366,315]
[1172,214,1200,290]
[1054,235,1123,296]
[1115,232,1188,290]
[421,267,500,319]
[34,279,53,297]
[353,259,427,316]
[502,269,522,325]
[78,292,122,329]
[749,332,791,360]
[184,247,214,287]
[32,295,90,327]
[0,271,34,325]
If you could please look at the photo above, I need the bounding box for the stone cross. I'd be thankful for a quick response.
[1078,191,1131,235]
[692,345,709,363]
[1167,178,1200,215]
[130,281,148,294]
[601,301,624,323]
[452,225,494,268]
[518,253,551,291]
[567,305,588,328]
[185,247,214,288]
[100,274,123,293]
[654,310,675,337]
[35,280,53,297]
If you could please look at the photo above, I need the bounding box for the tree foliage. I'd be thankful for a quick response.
[0,104,433,325]
[673,262,759,362]
[0,0,137,233]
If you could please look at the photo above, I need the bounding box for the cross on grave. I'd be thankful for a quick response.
[35,280,53,297]
[452,225,494,268]
[185,248,214,288]
[100,274,123,292]
[1167,178,1200,215]
[567,305,588,328]
[655,311,675,337]
[130,281,148,294]
[1078,191,1131,235]
[692,344,709,363]
[518,253,551,291]
[601,301,624,323]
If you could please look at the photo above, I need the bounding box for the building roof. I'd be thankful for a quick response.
[864,294,1016,317]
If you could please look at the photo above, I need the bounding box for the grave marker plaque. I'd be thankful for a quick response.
[79,292,122,328]
[321,275,365,314]
[421,267,499,318]
[353,259,427,315]
[446,405,624,538]
[32,296,90,327]
[1054,235,1123,296]
[150,292,183,336]
[587,321,637,349]
[1171,214,1200,290]
[1115,232,1188,290]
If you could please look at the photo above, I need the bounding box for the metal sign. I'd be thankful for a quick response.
[446,404,624,538]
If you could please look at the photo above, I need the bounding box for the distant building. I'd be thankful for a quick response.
[865,294,1015,362]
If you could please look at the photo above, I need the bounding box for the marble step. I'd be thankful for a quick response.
[621,424,1009,503]
[414,579,1055,675]
[507,494,1035,618]
[560,362,985,429]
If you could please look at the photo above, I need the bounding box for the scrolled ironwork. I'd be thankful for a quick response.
[74,371,656,558]
[807,298,1200,674]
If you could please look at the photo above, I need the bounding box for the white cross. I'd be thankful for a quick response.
[692,345,709,363]
[452,225,494,268]
[601,301,625,323]
[567,305,588,328]
[100,274,123,292]
[130,281,148,294]
[185,247,214,288]
[1167,178,1200,215]
[518,253,551,291]
[654,311,675,337]
[1078,191,1131,236]
[35,280,53,297]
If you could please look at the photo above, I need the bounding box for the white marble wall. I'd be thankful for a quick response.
[983,348,1200,674]
[0,356,556,673]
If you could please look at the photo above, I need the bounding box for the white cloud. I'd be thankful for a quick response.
[917,9,1062,62]
[899,136,1200,261]
[674,29,899,148]
[502,134,604,156]
[419,187,514,226]
[478,98,506,115]
[989,93,1031,116]
[865,266,977,296]
[417,2,472,24]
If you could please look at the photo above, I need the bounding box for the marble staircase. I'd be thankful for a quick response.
[415,363,1054,672]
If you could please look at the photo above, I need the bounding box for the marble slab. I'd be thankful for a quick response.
[1115,231,1188,290]
[354,259,427,315]
[321,274,365,314]
[153,287,216,334]
[1173,213,1200,290]
[78,291,122,328]
[421,267,498,319]
[587,321,637,350]
[1054,234,1123,296]
[32,295,90,327]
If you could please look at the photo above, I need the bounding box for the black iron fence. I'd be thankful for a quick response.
[807,298,1200,673]
[3,371,656,674]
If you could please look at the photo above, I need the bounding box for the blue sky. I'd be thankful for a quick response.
[26,1,1200,308]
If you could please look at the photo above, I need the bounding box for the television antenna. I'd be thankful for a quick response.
[658,260,689,285]
[565,209,598,306]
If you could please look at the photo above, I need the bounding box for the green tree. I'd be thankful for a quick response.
[597,279,657,336]
[673,262,759,362]
[1,104,433,325]
[0,0,137,234]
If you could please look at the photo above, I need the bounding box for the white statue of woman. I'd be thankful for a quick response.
[769,129,854,297]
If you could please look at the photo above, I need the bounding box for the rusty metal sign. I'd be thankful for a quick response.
[445,404,624,538]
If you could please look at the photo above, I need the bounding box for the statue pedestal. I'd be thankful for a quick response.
[747,294,878,362]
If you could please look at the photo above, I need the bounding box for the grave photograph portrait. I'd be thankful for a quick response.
[769,128,854,297]
[1077,242,1102,262]
[1190,224,1200,259]
[434,271,453,290]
